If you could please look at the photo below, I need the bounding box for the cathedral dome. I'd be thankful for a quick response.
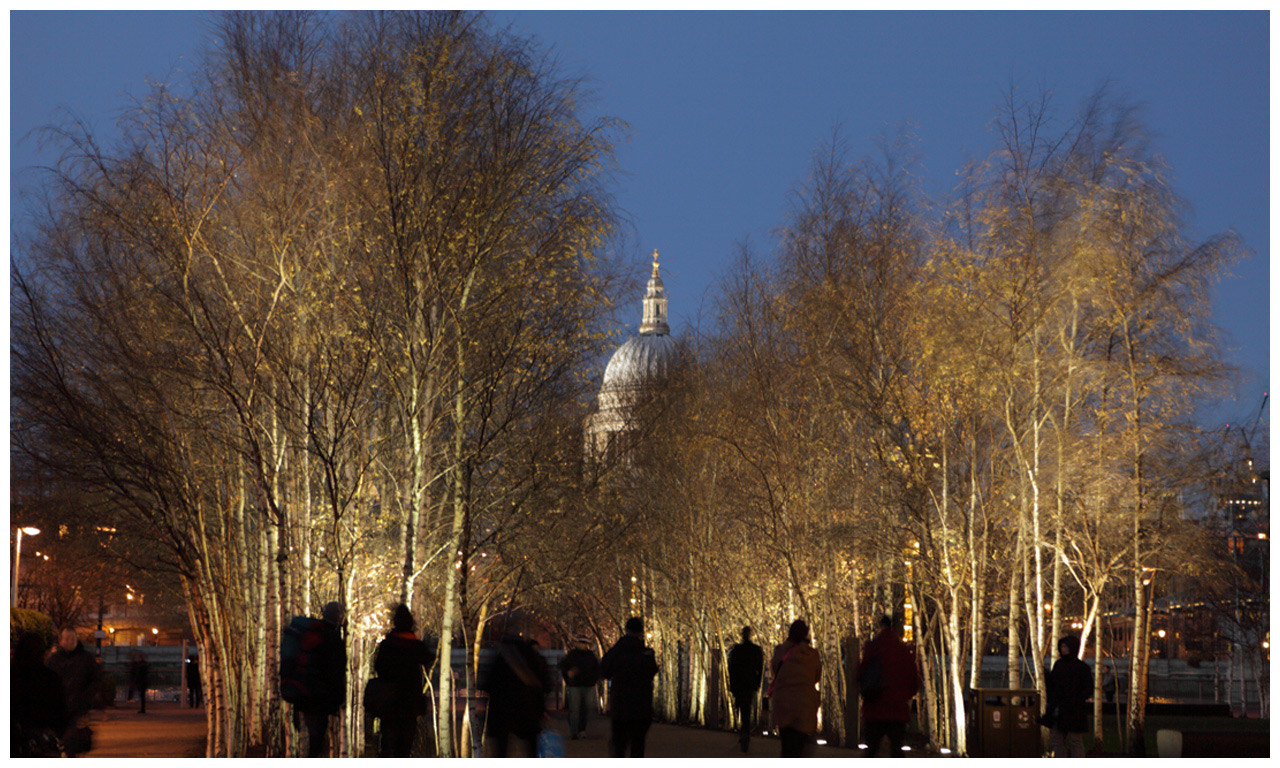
[585,249,679,456]
[601,333,679,393]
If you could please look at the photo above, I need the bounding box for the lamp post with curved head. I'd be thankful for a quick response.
[11,526,41,607]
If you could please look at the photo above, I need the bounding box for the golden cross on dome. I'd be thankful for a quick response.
[651,248,660,277]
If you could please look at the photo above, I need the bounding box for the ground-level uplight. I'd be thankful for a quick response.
[940,748,952,755]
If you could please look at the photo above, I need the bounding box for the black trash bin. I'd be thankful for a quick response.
[967,688,1042,757]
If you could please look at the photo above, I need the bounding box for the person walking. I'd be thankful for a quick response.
[769,619,822,758]
[727,625,764,753]
[281,602,347,757]
[11,632,69,757]
[858,615,920,758]
[369,605,432,757]
[129,651,151,714]
[600,617,659,758]
[481,634,549,757]
[558,636,600,740]
[45,627,101,757]
[1045,634,1092,758]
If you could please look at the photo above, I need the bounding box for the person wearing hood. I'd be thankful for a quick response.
[1044,634,1092,757]
[599,617,659,757]
[371,605,431,757]
[769,619,823,757]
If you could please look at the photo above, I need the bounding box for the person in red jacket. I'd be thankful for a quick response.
[858,615,920,757]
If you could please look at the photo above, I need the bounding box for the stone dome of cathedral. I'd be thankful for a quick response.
[585,250,678,457]
[601,333,679,393]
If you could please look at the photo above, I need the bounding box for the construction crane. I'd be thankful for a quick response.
[1239,392,1268,476]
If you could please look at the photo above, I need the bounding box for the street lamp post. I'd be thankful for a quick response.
[11,526,41,607]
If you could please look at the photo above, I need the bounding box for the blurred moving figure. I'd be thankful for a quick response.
[46,627,101,757]
[558,636,600,740]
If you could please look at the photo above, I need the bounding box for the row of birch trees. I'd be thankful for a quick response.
[590,91,1246,756]
[13,10,629,757]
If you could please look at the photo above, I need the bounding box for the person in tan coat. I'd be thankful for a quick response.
[769,619,822,757]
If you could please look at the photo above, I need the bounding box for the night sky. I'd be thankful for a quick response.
[9,11,1269,430]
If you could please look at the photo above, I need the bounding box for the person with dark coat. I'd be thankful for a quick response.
[769,619,822,758]
[727,625,764,752]
[1045,634,1092,758]
[372,605,432,757]
[858,615,920,758]
[186,651,204,708]
[481,634,550,757]
[11,633,70,757]
[599,617,659,758]
[300,602,348,758]
[558,636,600,740]
[45,627,101,757]
[128,651,151,714]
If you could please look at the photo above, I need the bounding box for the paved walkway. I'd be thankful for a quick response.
[557,718,864,759]
[83,701,207,758]
[79,702,916,758]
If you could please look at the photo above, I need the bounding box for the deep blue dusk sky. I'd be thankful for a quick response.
[10,11,1269,430]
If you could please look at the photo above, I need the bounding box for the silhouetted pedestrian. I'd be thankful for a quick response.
[559,636,600,739]
[186,651,203,708]
[481,634,549,757]
[281,602,347,757]
[46,627,101,757]
[769,619,822,757]
[371,604,432,757]
[858,615,920,758]
[1045,635,1091,758]
[11,632,69,757]
[128,651,151,713]
[727,626,764,752]
[600,617,659,758]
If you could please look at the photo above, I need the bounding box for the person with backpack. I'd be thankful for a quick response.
[858,615,920,757]
[727,625,764,753]
[369,604,431,757]
[600,617,659,758]
[481,634,550,757]
[769,619,822,757]
[558,636,600,740]
[281,602,347,757]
